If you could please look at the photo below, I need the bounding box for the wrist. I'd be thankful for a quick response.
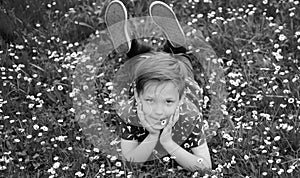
[162,140,178,154]
[161,139,175,148]
[149,130,160,137]
[148,133,160,140]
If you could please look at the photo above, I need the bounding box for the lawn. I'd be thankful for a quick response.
[0,0,299,177]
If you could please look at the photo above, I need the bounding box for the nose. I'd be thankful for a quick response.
[152,103,164,116]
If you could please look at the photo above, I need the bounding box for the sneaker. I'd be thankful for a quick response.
[149,1,186,48]
[105,0,131,53]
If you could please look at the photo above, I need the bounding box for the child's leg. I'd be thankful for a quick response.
[162,39,187,54]
[105,0,131,53]
[149,1,197,61]
[126,39,153,58]
[149,1,186,48]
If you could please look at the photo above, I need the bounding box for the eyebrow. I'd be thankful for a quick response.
[165,97,176,100]
[143,95,176,100]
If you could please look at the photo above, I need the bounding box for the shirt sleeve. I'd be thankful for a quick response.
[181,114,206,149]
[119,121,148,142]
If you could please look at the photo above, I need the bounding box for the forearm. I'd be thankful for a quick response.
[122,134,159,163]
[163,141,212,171]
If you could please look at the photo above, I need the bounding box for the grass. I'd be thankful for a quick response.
[0,0,299,177]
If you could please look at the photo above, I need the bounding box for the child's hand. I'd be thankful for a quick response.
[137,102,161,136]
[160,106,180,145]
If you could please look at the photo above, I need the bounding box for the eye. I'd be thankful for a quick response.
[145,98,153,103]
[166,100,175,104]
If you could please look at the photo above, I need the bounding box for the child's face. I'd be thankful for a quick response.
[137,81,183,130]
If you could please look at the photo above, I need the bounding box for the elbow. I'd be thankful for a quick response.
[205,163,212,171]
[121,149,135,163]
[201,158,212,170]
[197,154,212,171]
[185,158,212,172]
[122,153,135,163]
[122,153,146,163]
[185,164,212,172]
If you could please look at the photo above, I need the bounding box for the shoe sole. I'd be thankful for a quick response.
[149,1,186,48]
[105,0,131,53]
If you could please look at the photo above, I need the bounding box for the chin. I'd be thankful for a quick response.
[153,125,164,130]
[152,123,166,130]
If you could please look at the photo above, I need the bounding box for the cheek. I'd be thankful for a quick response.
[165,106,177,116]
[141,102,152,114]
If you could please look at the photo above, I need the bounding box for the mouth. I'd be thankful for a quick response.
[148,116,166,121]
[148,117,167,126]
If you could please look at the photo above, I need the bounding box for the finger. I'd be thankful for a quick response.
[161,118,173,136]
[167,107,178,127]
[137,103,145,121]
[137,103,149,126]
[164,115,173,129]
[172,106,180,126]
[140,118,156,133]
[139,116,149,128]
[161,117,172,132]
[137,104,158,133]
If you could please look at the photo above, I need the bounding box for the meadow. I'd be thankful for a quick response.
[0,0,299,177]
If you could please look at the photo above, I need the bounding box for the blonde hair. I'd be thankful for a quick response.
[129,52,194,98]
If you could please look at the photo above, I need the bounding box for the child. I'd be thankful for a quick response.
[105,0,212,171]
